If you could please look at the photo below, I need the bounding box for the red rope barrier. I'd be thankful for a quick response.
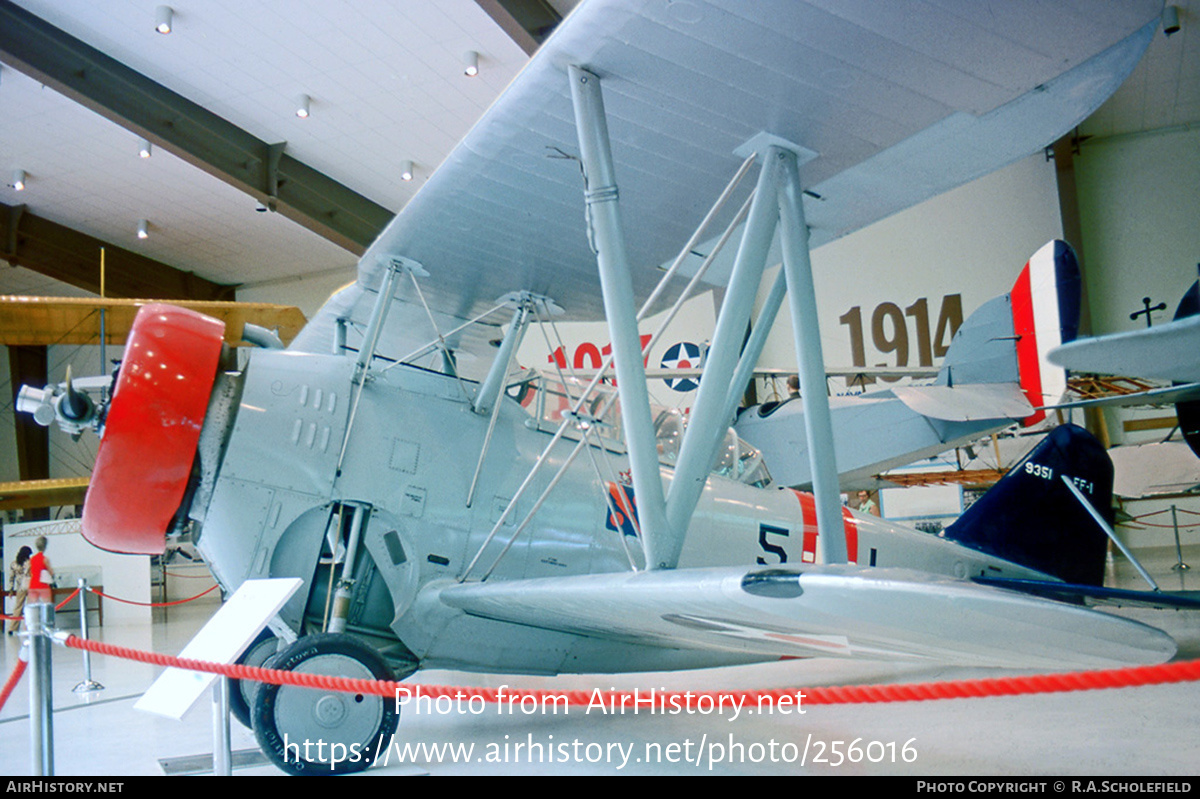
[1122,520,1200,530]
[1128,507,1200,521]
[91,584,219,607]
[0,652,28,714]
[59,634,1200,707]
[54,587,81,611]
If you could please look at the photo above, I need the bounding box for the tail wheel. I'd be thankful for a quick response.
[252,633,398,775]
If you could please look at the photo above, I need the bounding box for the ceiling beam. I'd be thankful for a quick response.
[475,0,563,55]
[0,477,88,512]
[0,0,393,255]
[1,203,235,301]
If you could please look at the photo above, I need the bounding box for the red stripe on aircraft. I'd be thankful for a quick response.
[1011,262,1046,425]
[789,490,858,564]
[841,506,860,565]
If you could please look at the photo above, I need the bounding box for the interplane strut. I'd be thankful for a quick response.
[568,69,848,568]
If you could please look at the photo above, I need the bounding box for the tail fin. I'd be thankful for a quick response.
[1011,240,1082,423]
[942,424,1112,586]
[937,240,1081,424]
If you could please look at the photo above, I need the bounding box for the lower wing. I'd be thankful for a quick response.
[440,565,1175,670]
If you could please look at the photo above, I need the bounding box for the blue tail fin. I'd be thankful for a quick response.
[1172,280,1200,458]
[943,424,1112,586]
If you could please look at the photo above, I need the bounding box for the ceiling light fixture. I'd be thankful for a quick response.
[137,219,149,239]
[296,94,311,119]
[139,139,153,159]
[10,169,26,191]
[400,160,414,181]
[155,6,173,35]
[1163,5,1181,36]
[463,50,479,77]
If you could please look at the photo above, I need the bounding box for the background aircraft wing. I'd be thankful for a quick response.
[290,0,1161,373]
[439,564,1175,670]
[1048,314,1200,384]
[1049,381,1200,410]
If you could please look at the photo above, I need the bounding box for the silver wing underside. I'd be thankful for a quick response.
[291,0,1160,366]
[440,565,1176,670]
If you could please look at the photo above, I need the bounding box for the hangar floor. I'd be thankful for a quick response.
[2,545,1199,777]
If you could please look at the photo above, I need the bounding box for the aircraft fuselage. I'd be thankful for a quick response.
[190,348,1049,677]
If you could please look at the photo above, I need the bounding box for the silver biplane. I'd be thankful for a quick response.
[17,0,1178,775]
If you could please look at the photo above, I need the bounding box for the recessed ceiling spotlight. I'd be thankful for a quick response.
[137,219,149,239]
[400,160,414,181]
[296,94,311,119]
[139,139,153,159]
[155,6,173,35]
[10,169,26,191]
[463,50,479,77]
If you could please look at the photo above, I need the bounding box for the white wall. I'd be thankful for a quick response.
[754,153,1064,389]
[1076,126,1200,449]
[1077,126,1200,337]
[236,265,357,320]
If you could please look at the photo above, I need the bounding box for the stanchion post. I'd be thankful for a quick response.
[1171,505,1191,572]
[212,676,232,775]
[26,601,55,776]
[73,578,104,693]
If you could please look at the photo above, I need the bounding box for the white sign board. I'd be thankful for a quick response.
[134,578,301,720]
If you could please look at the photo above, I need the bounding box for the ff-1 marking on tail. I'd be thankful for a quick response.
[735,240,1081,488]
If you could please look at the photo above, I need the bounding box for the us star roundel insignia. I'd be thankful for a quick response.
[660,341,703,392]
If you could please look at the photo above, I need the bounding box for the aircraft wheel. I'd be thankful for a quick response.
[230,629,280,728]
[251,633,398,775]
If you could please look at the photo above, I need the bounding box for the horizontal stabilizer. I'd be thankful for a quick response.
[442,565,1174,669]
[975,577,1200,610]
[891,383,1033,422]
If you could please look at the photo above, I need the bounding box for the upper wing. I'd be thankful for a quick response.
[291,0,1160,366]
[440,564,1176,670]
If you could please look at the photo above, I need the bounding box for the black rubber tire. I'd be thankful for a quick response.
[251,633,398,775]
[229,628,280,729]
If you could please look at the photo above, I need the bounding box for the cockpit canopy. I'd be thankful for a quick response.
[653,408,771,488]
[510,371,772,488]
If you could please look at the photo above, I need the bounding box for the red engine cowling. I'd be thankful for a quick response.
[83,304,225,554]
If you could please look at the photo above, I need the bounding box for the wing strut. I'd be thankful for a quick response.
[777,149,846,562]
[466,293,536,508]
[663,147,786,561]
[663,143,846,564]
[567,65,673,566]
[1060,475,1159,592]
